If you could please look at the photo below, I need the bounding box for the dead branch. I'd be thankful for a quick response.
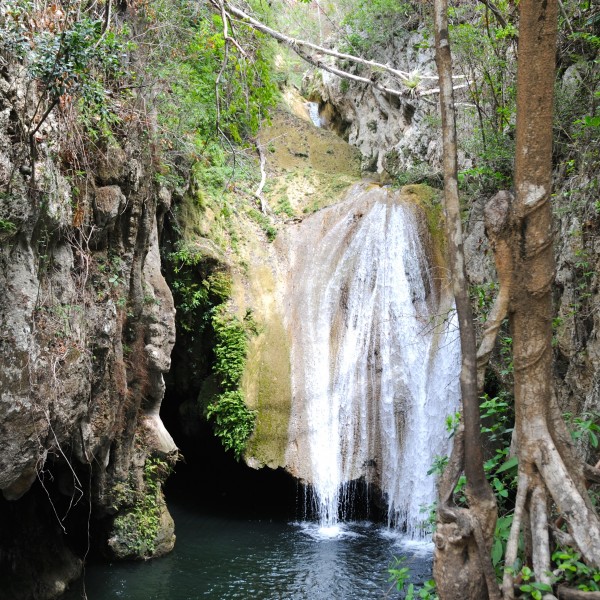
[216,0,469,100]
[217,0,247,57]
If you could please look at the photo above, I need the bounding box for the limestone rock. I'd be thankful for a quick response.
[94,185,126,228]
[0,58,177,598]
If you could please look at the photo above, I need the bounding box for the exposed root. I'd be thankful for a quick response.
[557,587,600,600]
[530,479,552,587]
[502,469,529,600]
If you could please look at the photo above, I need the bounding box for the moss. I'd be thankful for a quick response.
[257,106,361,215]
[400,184,448,297]
[243,315,292,469]
[110,458,171,559]
[401,184,445,252]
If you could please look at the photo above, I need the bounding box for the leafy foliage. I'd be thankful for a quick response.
[518,566,554,600]
[565,412,600,449]
[205,308,258,460]
[340,0,420,58]
[169,245,232,334]
[212,310,250,389]
[448,2,517,196]
[206,390,257,460]
[552,547,600,592]
[387,556,439,599]
[0,0,131,139]
[137,0,278,189]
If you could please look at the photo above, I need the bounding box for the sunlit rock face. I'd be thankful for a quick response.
[282,183,460,537]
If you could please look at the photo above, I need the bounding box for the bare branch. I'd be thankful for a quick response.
[215,0,469,101]
[217,0,247,57]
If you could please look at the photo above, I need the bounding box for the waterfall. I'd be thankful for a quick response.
[285,184,461,538]
[306,102,322,128]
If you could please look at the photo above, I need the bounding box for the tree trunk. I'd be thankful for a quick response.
[432,2,498,598]
[502,0,600,596]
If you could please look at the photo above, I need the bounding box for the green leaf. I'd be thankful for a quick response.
[492,538,503,566]
[496,455,518,474]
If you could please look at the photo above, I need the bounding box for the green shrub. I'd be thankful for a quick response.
[206,391,257,460]
[212,310,249,389]
[0,0,131,140]
[138,0,278,189]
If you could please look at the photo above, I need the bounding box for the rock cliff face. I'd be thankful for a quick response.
[0,58,177,598]
[313,28,473,179]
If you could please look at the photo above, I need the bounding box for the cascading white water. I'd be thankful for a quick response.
[286,184,460,538]
[306,102,323,128]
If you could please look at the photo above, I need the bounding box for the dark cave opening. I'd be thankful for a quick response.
[160,390,299,520]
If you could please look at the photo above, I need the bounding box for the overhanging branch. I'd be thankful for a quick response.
[213,0,469,99]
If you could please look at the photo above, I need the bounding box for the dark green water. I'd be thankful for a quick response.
[61,501,433,600]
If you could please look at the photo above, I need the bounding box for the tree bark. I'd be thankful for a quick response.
[432,1,498,598]
[508,0,600,573]
[476,190,513,392]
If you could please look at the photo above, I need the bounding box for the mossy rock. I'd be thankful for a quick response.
[258,106,361,216]
[243,313,291,470]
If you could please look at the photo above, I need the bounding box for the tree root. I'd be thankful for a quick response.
[502,470,529,600]
[583,462,600,485]
[557,587,600,600]
[530,479,552,587]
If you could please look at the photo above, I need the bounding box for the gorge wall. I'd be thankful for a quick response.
[0,43,177,600]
